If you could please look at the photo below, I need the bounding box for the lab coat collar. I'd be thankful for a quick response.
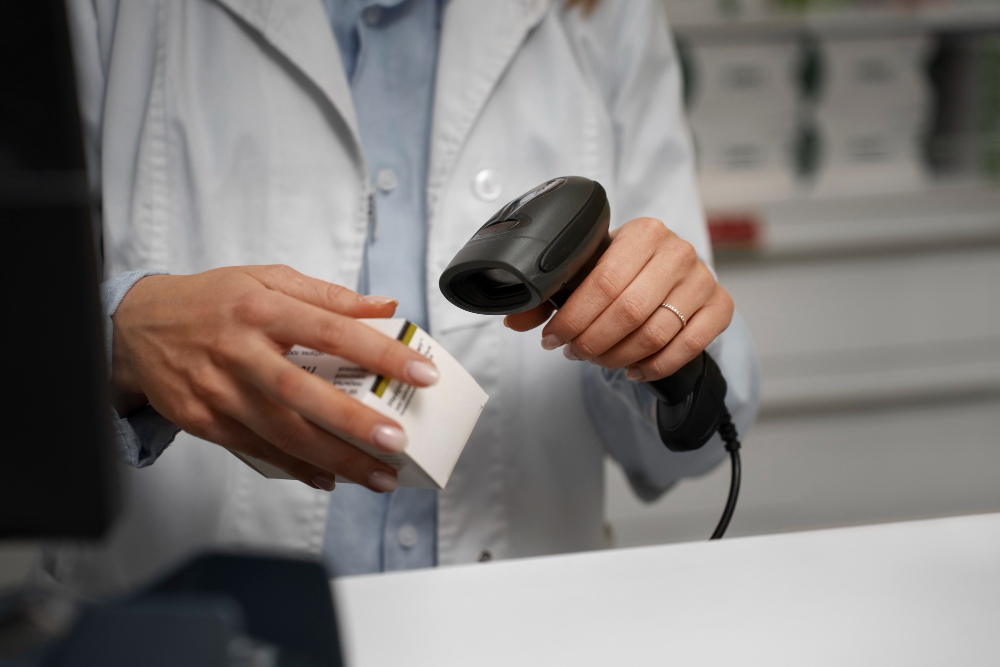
[213,0,363,150]
[428,0,552,218]
[213,0,550,199]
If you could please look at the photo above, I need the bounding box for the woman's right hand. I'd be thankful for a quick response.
[110,264,439,493]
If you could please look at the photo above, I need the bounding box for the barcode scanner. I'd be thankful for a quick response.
[440,176,742,539]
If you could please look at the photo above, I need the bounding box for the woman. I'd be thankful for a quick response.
[54,0,759,591]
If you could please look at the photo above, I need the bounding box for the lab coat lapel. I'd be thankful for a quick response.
[427,0,551,216]
[213,0,362,147]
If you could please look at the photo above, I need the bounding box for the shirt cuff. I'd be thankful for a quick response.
[110,404,182,468]
[101,270,180,467]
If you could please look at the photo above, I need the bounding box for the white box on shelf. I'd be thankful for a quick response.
[816,34,934,120]
[812,110,929,197]
[690,110,800,206]
[686,39,801,115]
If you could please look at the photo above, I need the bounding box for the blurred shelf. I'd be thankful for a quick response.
[757,337,1000,415]
[670,3,1000,38]
[716,212,1000,414]
[708,181,1000,260]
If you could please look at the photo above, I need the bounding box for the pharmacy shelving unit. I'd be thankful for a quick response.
[666,1,1000,409]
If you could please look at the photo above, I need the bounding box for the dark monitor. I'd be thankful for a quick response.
[0,1,118,538]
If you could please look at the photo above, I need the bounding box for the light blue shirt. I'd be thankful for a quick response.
[318,0,443,576]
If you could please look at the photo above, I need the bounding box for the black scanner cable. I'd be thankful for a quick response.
[712,413,741,540]
[440,176,743,540]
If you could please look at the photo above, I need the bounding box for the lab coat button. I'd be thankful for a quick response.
[473,169,502,202]
[478,550,493,562]
[398,525,419,549]
[376,168,397,193]
[364,5,383,25]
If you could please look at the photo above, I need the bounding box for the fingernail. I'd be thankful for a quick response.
[406,360,440,386]
[626,367,645,381]
[563,346,580,361]
[311,475,336,491]
[541,334,565,350]
[371,424,407,452]
[362,295,398,306]
[503,316,511,329]
[367,469,398,493]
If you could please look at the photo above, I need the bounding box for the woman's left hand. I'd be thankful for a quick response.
[504,217,734,382]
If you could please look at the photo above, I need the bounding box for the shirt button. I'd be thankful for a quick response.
[398,525,419,549]
[473,169,502,202]
[375,168,398,193]
[364,5,383,25]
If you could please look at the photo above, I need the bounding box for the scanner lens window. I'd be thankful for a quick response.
[448,268,531,313]
[480,268,521,285]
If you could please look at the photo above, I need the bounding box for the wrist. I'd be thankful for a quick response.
[110,275,163,415]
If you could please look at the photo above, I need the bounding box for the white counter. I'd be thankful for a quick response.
[334,513,1000,666]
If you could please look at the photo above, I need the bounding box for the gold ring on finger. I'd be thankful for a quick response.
[660,302,686,329]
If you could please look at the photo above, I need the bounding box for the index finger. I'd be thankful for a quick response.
[263,292,440,387]
[541,226,655,346]
[244,264,399,318]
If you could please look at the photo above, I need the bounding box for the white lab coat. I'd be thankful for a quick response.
[52,0,759,593]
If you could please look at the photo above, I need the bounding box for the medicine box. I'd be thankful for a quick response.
[234,318,489,490]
